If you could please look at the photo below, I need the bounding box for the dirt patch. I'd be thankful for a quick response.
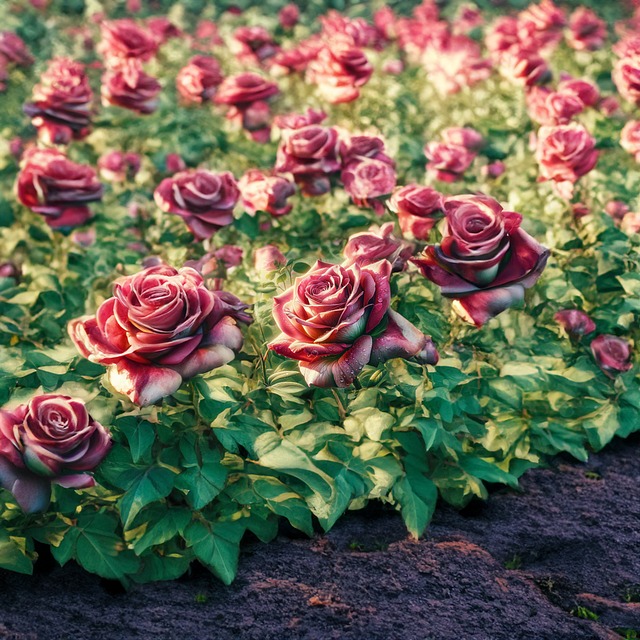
[0,434,638,640]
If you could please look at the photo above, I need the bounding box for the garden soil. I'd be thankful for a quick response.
[0,433,638,640]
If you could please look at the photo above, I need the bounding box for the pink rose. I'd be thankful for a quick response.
[98,150,141,182]
[270,38,324,76]
[0,262,20,280]
[0,31,33,67]
[605,200,629,221]
[621,211,640,234]
[566,7,606,51]
[0,395,111,513]
[388,184,444,240]
[154,169,239,240]
[15,148,102,230]
[343,222,413,272]
[526,87,585,126]
[274,108,326,131]
[214,72,279,107]
[254,245,287,272]
[554,309,596,336]
[97,19,158,67]
[319,10,383,49]
[535,124,598,198]
[238,169,295,217]
[483,161,507,179]
[68,265,251,406]
[441,127,484,152]
[268,260,433,387]
[176,55,223,103]
[101,68,161,115]
[620,120,640,161]
[279,4,300,29]
[214,245,243,268]
[165,153,186,173]
[340,135,394,167]
[424,141,476,182]
[499,51,551,87]
[146,17,181,44]
[23,58,93,144]
[557,76,600,107]
[341,158,397,214]
[613,57,640,106]
[413,194,549,327]
[231,26,279,66]
[590,335,633,378]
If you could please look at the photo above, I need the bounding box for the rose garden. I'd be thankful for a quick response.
[0,0,638,638]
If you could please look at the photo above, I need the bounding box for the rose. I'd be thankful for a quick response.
[165,153,186,173]
[554,309,596,337]
[254,245,287,272]
[566,7,606,51]
[621,211,640,235]
[605,200,630,222]
[620,120,640,162]
[98,150,141,182]
[238,170,295,217]
[0,395,111,513]
[320,10,382,49]
[341,158,397,214]
[268,260,435,387]
[271,39,324,75]
[176,55,223,104]
[146,17,181,44]
[214,72,279,107]
[424,141,476,182]
[275,124,340,196]
[388,184,444,240]
[499,51,551,87]
[0,31,33,67]
[557,77,600,107]
[154,169,239,241]
[340,135,394,167]
[23,58,93,144]
[535,124,598,199]
[342,222,413,272]
[279,4,300,29]
[101,69,161,115]
[68,265,251,406]
[526,87,585,126]
[275,108,326,130]
[613,58,640,107]
[441,127,484,152]
[412,194,549,327]
[231,26,279,66]
[15,148,103,230]
[590,335,633,378]
[97,19,158,67]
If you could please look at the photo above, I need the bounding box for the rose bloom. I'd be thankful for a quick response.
[424,141,476,182]
[590,334,633,378]
[340,135,395,167]
[554,309,596,336]
[526,87,585,126]
[621,211,640,234]
[238,169,295,217]
[499,51,551,87]
[146,17,181,44]
[279,4,300,29]
[341,158,397,214]
[274,108,326,131]
[97,19,158,68]
[566,7,606,51]
[412,194,549,327]
[23,58,93,144]
[101,68,161,115]
[605,200,630,221]
[98,150,141,182]
[15,148,103,230]
[0,31,33,67]
[154,169,239,240]
[557,76,600,107]
[388,184,444,240]
[483,161,507,179]
[268,260,435,387]
[307,43,373,104]
[275,124,341,196]
[320,10,384,50]
[535,124,598,199]
[69,265,251,406]
[0,262,20,280]
[342,222,413,272]
[613,57,640,106]
[519,0,566,49]
[176,55,223,103]
[254,245,287,272]
[620,120,640,162]
[441,127,484,152]
[214,72,279,108]
[270,37,324,76]
[0,395,111,513]
[231,26,279,66]
[165,152,186,173]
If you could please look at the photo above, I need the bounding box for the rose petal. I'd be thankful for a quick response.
[106,360,183,406]
[452,284,526,327]
[0,457,51,514]
[370,309,427,364]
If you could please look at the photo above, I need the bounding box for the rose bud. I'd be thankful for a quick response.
[0,395,111,513]
[71,228,96,247]
[441,127,485,152]
[412,194,549,327]
[97,19,158,68]
[558,76,600,107]
[599,96,621,116]
[154,169,239,240]
[572,202,590,218]
[254,245,286,272]
[388,184,444,240]
[279,4,300,29]
[590,334,633,378]
[101,68,161,115]
[307,43,373,104]
[343,222,413,272]
[68,265,251,406]
[238,169,295,217]
[526,86,585,126]
[176,55,223,104]
[620,120,640,162]
[15,148,103,230]
[275,124,340,196]
[483,161,507,179]
[98,150,141,182]
[554,309,596,336]
[165,152,186,174]
[214,245,243,268]
[605,200,630,221]
[566,7,606,52]
[268,260,430,387]
[341,158,397,215]
[0,31,33,67]
[0,262,20,281]
[613,57,640,107]
[424,141,476,182]
[414,336,439,366]
[23,58,93,145]
[146,17,181,44]
[621,211,640,234]
[535,124,598,199]
[9,137,24,160]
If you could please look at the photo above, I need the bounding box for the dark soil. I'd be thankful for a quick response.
[0,434,638,640]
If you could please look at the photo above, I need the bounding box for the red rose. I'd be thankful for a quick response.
[154,169,239,240]
[613,57,640,107]
[424,141,476,182]
[101,68,161,115]
[279,4,300,29]
[557,76,600,107]
[342,222,413,272]
[413,194,549,327]
[566,7,606,51]
[231,26,279,66]
[274,108,326,130]
[98,151,141,182]
[270,38,324,75]
[15,148,103,230]
[146,17,180,44]
[238,169,295,217]
[214,72,279,107]
[590,335,633,378]
[526,87,585,126]
[340,135,395,167]
[499,51,551,87]
[341,158,397,214]
[388,184,444,240]
[0,395,111,513]
[620,120,640,162]
[319,10,383,50]
[68,265,251,406]
[0,31,33,67]
[621,211,640,235]
[98,19,158,67]
[254,245,287,272]
[554,309,596,336]
[176,55,223,103]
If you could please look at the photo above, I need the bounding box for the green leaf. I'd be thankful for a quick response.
[121,420,156,464]
[119,465,178,528]
[393,470,438,539]
[133,507,192,555]
[0,531,33,575]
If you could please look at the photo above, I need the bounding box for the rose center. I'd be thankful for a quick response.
[465,216,489,233]
[47,410,70,433]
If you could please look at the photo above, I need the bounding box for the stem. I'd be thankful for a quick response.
[331,388,347,423]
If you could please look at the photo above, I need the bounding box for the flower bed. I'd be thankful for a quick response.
[0,0,637,586]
